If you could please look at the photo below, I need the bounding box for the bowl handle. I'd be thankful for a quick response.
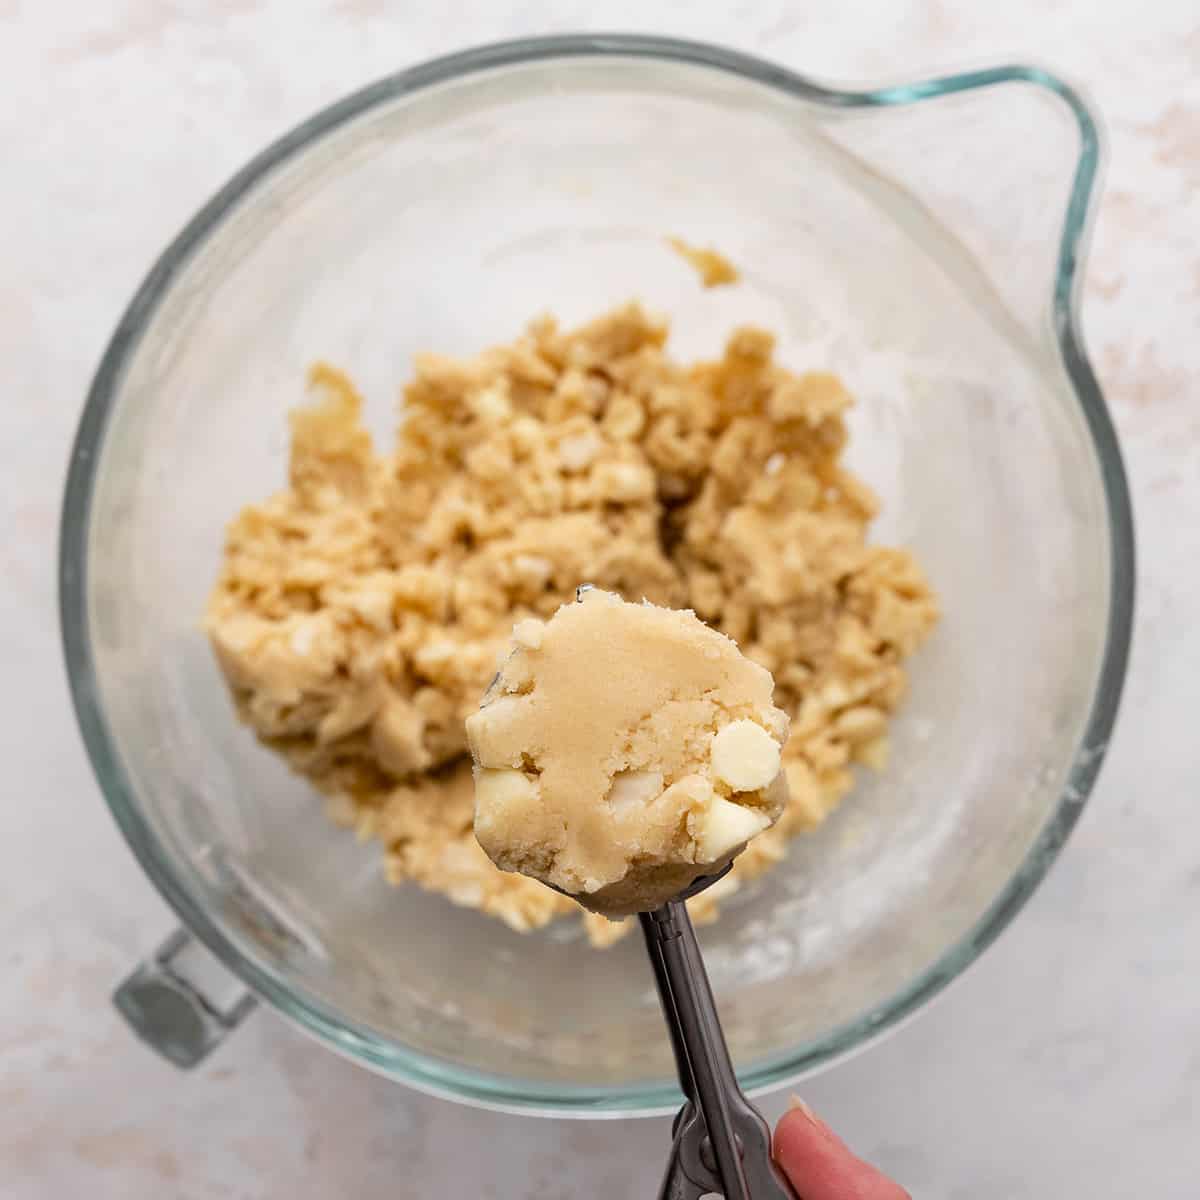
[113,928,256,1067]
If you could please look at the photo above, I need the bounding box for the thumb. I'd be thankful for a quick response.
[773,1100,910,1200]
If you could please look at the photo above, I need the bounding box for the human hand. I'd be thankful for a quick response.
[774,1100,910,1199]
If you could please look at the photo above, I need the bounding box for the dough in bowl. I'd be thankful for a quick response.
[205,301,939,945]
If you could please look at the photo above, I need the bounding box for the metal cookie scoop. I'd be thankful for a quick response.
[542,587,794,1197]
[639,869,797,1200]
[547,867,796,1198]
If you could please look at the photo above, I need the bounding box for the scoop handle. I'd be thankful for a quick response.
[641,901,796,1200]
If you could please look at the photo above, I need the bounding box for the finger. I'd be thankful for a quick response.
[774,1102,910,1200]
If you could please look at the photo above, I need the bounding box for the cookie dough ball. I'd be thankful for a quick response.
[466,589,789,916]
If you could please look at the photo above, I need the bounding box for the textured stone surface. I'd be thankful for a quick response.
[4,3,1197,1197]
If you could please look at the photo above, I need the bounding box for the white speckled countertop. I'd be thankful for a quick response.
[3,3,1197,1197]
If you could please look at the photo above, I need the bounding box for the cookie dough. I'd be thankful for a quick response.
[206,302,938,945]
[468,589,790,916]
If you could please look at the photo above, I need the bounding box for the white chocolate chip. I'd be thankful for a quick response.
[334,582,395,632]
[512,555,553,588]
[558,430,602,472]
[593,461,655,502]
[413,639,455,671]
[696,796,771,861]
[834,704,887,744]
[512,618,545,650]
[289,620,317,656]
[605,770,663,814]
[662,774,714,812]
[473,768,539,836]
[470,384,511,423]
[710,719,782,792]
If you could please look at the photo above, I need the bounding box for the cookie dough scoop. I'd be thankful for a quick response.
[467,586,790,915]
[467,587,796,1198]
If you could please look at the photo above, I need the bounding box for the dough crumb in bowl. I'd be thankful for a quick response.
[468,588,791,918]
[205,302,938,946]
[666,236,740,287]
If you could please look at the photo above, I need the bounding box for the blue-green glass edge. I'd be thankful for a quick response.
[58,34,1134,1116]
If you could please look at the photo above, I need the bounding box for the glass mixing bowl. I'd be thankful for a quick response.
[60,36,1133,1115]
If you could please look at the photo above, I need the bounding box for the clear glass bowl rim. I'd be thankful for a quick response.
[58,33,1135,1116]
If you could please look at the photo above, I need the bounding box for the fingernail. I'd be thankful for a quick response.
[788,1094,818,1122]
